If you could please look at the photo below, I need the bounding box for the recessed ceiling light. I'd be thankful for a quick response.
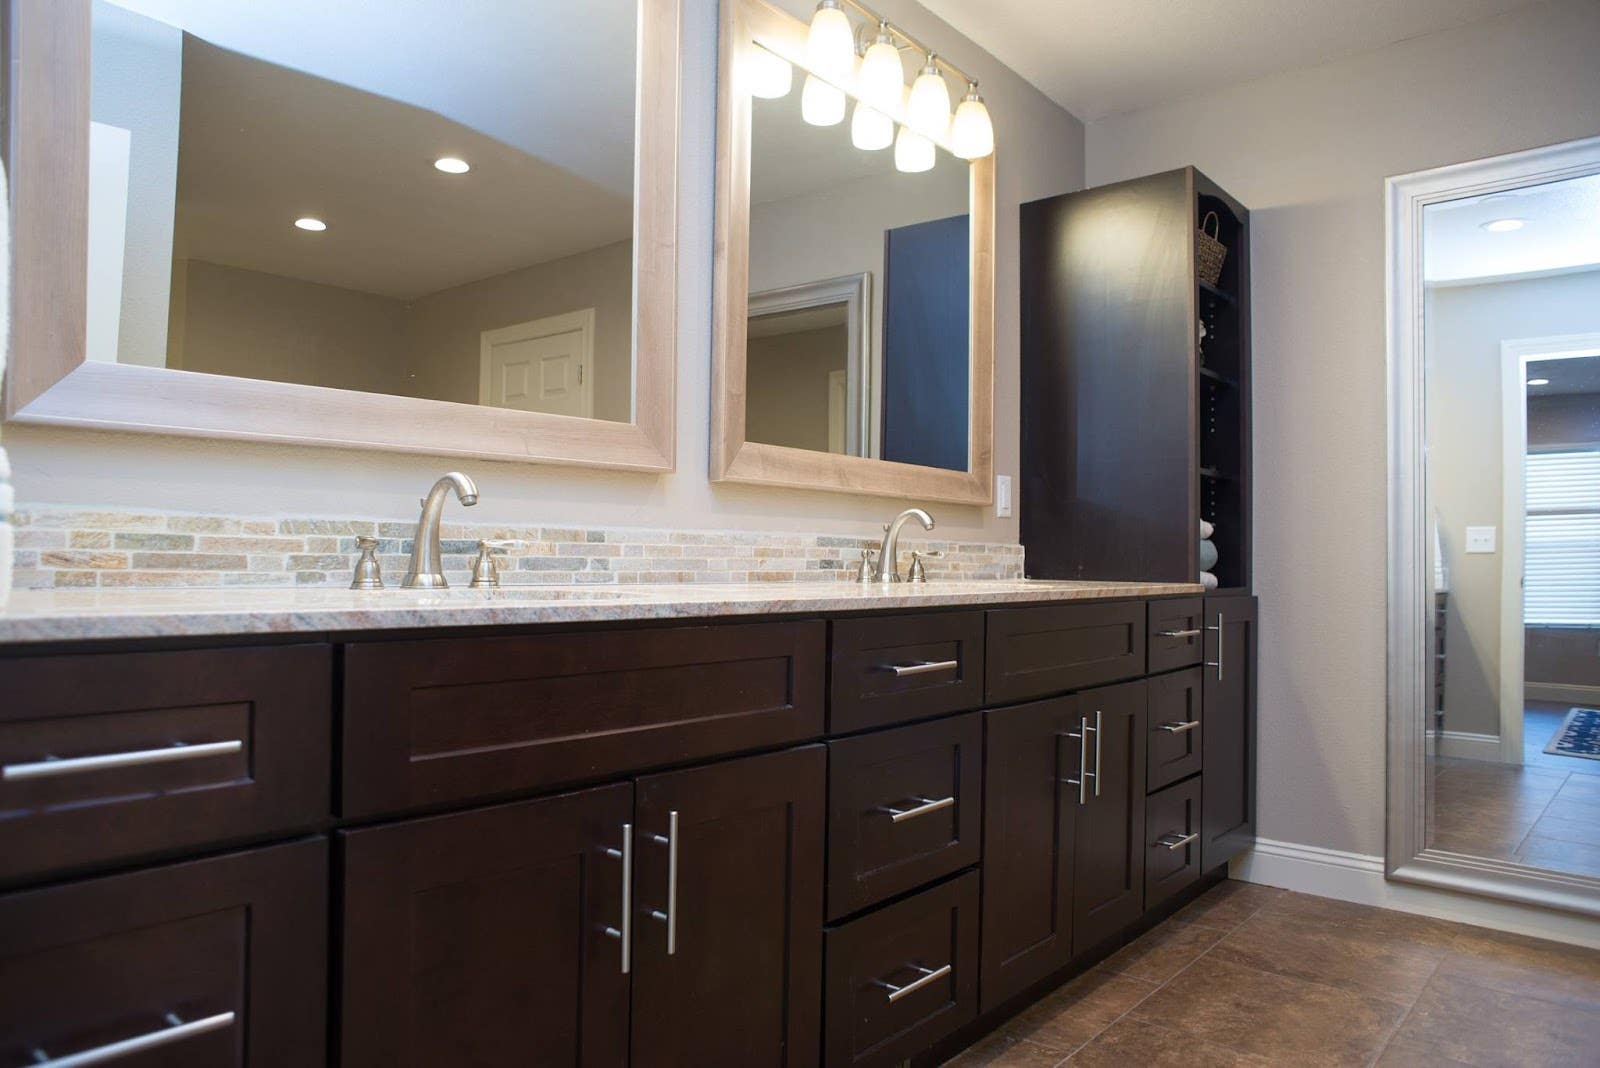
[294,217,327,232]
[433,157,471,174]
[1481,218,1525,232]
[1527,378,1551,386]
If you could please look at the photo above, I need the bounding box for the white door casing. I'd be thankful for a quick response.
[479,309,596,418]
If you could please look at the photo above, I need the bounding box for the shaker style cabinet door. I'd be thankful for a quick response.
[979,695,1082,1012]
[1201,595,1259,872]
[339,783,634,1068]
[630,746,826,1068]
[1071,680,1148,956]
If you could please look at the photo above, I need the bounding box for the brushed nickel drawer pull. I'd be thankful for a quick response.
[1158,720,1201,734]
[647,810,679,955]
[881,795,955,823]
[1205,611,1225,681]
[1157,628,1202,639]
[1158,831,1199,851]
[875,963,952,1003]
[1058,718,1091,805]
[2,740,243,782]
[27,1011,235,1067]
[887,659,959,677]
[1091,709,1103,798]
[602,823,633,973]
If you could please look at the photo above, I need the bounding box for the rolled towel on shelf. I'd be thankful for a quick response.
[1200,571,1219,590]
[1200,519,1215,540]
[1199,538,1218,571]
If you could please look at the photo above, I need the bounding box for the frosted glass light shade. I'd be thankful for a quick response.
[801,74,846,126]
[857,27,904,113]
[850,103,893,150]
[806,1,855,84]
[749,47,793,99]
[906,59,951,139]
[950,87,994,159]
[893,126,934,173]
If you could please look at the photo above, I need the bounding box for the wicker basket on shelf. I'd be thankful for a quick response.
[1196,211,1227,286]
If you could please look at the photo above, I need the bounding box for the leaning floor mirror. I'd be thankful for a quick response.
[4,0,679,471]
[711,0,995,503]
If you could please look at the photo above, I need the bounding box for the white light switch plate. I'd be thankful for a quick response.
[996,475,1013,518]
[1465,526,1497,554]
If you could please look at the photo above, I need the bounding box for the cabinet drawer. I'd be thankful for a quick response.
[824,872,979,1068]
[1147,667,1203,793]
[985,600,1146,704]
[1145,778,1203,911]
[0,645,331,885]
[0,837,327,1067]
[830,612,984,732]
[826,714,981,920]
[1148,597,1204,673]
[342,621,824,818]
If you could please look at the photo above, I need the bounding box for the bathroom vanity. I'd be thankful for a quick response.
[0,582,1256,1067]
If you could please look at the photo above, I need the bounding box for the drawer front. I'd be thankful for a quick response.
[0,837,327,1067]
[1148,597,1204,674]
[830,612,984,733]
[0,645,332,885]
[1146,667,1203,793]
[1145,778,1203,911]
[985,600,1146,705]
[342,621,825,818]
[826,714,981,920]
[824,872,979,1068]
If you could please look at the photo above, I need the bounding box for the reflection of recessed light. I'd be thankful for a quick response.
[294,217,327,231]
[433,157,470,174]
[1528,378,1551,386]
[1481,218,1525,232]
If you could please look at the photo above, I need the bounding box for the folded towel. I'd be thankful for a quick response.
[1200,571,1219,590]
[1199,539,1218,571]
[1200,519,1215,540]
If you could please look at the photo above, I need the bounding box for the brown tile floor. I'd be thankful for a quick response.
[1429,703,1600,874]
[941,880,1600,1067]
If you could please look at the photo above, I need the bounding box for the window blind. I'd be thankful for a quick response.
[1525,449,1600,626]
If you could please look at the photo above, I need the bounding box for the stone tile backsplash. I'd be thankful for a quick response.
[10,508,1024,590]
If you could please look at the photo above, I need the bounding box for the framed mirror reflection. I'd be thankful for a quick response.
[4,0,681,470]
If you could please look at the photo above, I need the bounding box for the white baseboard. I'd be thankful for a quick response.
[1526,682,1600,705]
[1426,730,1502,761]
[1232,836,1600,949]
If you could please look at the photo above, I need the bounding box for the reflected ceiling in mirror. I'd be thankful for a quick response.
[88,0,639,423]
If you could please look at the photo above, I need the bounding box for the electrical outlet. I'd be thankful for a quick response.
[1465,526,1497,554]
[996,475,1013,518]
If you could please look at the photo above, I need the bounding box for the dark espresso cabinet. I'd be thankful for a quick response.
[1069,681,1148,955]
[1202,594,1259,872]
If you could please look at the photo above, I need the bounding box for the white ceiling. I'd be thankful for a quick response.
[916,0,1544,121]
[1424,172,1600,285]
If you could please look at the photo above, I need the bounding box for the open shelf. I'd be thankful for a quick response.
[1199,279,1237,305]
[1199,366,1238,388]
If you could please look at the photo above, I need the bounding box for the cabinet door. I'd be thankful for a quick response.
[340,783,633,1068]
[632,746,825,1067]
[0,838,326,1067]
[979,696,1081,1012]
[1072,680,1148,956]
[1201,595,1258,871]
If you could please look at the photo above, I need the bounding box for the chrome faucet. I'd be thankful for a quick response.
[873,508,934,583]
[403,472,479,588]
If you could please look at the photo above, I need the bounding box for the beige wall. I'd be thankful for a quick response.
[7,0,1083,545]
[746,324,847,452]
[1086,0,1600,857]
[1426,271,1600,737]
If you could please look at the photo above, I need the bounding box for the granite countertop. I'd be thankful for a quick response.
[0,580,1205,644]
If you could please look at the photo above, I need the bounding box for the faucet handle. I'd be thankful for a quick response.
[855,548,878,584]
[350,536,383,590]
[907,549,944,584]
[470,540,514,589]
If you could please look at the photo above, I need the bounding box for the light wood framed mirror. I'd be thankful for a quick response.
[711,0,995,503]
[3,0,680,472]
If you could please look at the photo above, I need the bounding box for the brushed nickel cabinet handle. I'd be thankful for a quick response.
[2,739,242,782]
[1158,720,1201,734]
[648,810,679,955]
[27,1011,235,1067]
[1205,611,1225,681]
[1091,709,1103,798]
[1059,717,1091,805]
[881,795,955,823]
[887,659,959,677]
[603,823,633,973]
[1157,628,1202,639]
[875,963,952,1003]
[1158,831,1199,851]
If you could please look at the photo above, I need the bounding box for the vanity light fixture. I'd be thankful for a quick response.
[1481,218,1525,232]
[1527,377,1551,386]
[433,156,471,174]
[893,126,934,173]
[806,0,856,84]
[850,101,893,150]
[801,73,846,126]
[857,21,904,113]
[906,53,952,138]
[293,217,327,231]
[950,83,995,160]
[749,45,794,99]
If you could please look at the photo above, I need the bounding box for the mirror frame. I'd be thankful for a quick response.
[2,0,681,472]
[1386,132,1600,916]
[710,0,995,504]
